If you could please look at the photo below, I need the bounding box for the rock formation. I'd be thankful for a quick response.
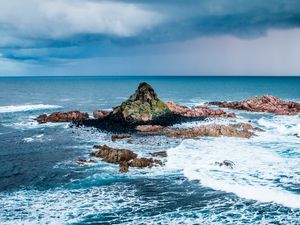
[36,111,89,124]
[166,101,236,118]
[149,151,168,157]
[166,123,258,139]
[91,145,162,173]
[210,95,300,115]
[110,82,170,123]
[135,125,166,133]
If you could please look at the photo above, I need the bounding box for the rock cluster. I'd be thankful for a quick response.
[210,95,300,115]
[110,82,170,123]
[166,101,236,118]
[36,111,89,124]
[166,123,257,139]
[91,145,162,173]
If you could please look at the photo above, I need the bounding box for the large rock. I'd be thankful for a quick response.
[166,123,258,139]
[91,145,137,163]
[135,125,166,133]
[36,111,89,124]
[166,101,236,118]
[110,82,170,123]
[91,145,162,172]
[210,95,300,115]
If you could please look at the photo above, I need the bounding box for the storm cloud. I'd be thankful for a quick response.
[0,0,300,75]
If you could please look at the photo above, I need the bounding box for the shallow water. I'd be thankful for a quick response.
[0,76,300,224]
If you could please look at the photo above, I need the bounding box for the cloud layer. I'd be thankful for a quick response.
[0,0,300,75]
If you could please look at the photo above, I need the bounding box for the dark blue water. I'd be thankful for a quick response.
[0,76,300,224]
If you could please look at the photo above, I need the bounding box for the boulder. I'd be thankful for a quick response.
[93,110,110,119]
[166,101,236,118]
[166,123,257,139]
[110,82,170,123]
[91,145,137,163]
[210,95,300,115]
[111,134,131,141]
[36,111,89,124]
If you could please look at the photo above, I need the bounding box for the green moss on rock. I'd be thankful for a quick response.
[112,82,170,122]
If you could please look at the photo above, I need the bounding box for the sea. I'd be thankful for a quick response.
[0,76,300,225]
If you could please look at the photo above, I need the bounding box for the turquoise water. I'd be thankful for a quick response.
[0,76,300,224]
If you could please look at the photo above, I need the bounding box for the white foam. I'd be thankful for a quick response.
[166,136,300,208]
[0,104,62,113]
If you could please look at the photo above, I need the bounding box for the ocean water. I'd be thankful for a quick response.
[0,76,300,225]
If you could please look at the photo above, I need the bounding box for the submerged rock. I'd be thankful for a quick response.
[166,123,257,139]
[210,95,300,115]
[149,151,168,158]
[130,158,162,168]
[36,111,89,124]
[111,134,131,141]
[166,101,236,118]
[76,159,96,164]
[110,82,170,123]
[215,160,235,169]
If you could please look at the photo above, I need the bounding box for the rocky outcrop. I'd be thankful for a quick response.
[91,145,162,172]
[93,110,110,119]
[135,125,166,133]
[210,95,300,115]
[166,123,258,139]
[110,82,170,123]
[166,101,236,118]
[91,145,137,163]
[111,134,131,142]
[36,111,89,124]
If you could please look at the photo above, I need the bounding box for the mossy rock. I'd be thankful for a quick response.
[112,82,170,122]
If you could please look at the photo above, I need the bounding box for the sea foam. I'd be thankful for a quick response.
[0,104,62,113]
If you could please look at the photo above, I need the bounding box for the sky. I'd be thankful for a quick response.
[0,0,300,76]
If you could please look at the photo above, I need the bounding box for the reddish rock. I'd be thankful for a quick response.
[130,158,162,168]
[91,145,137,163]
[36,111,89,124]
[166,123,258,139]
[135,125,166,133]
[166,101,236,118]
[119,161,130,173]
[111,134,131,142]
[93,110,110,119]
[210,95,300,115]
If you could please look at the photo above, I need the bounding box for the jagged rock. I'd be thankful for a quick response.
[210,95,300,115]
[149,151,168,157]
[36,111,89,124]
[110,82,170,123]
[111,134,131,141]
[166,101,236,118]
[130,158,162,168]
[166,123,257,139]
[90,144,163,172]
[91,145,137,163]
[135,125,166,133]
[93,110,110,119]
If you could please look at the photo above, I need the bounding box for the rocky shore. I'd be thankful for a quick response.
[34,82,300,173]
[210,95,300,115]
